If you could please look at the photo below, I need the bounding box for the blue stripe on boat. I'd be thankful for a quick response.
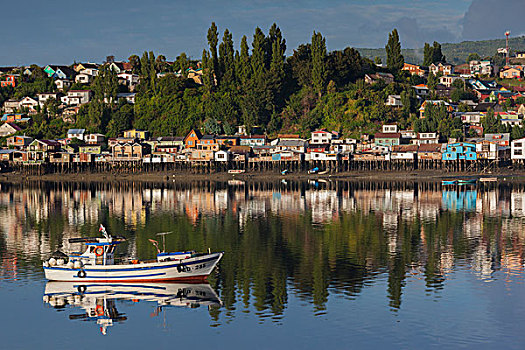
[74,272,166,279]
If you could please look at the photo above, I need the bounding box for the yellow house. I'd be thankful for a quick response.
[123,129,150,140]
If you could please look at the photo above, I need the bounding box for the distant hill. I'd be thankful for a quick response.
[357,36,525,65]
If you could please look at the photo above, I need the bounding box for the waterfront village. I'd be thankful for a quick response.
[3,48,525,174]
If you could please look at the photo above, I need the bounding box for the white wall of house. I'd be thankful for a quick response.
[511,138,525,160]
[311,132,332,144]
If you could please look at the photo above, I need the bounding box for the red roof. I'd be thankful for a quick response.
[374,132,401,139]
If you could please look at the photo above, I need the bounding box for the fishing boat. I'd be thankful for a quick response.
[228,169,245,174]
[43,225,223,283]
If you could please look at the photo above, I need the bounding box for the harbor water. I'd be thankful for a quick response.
[1,179,525,349]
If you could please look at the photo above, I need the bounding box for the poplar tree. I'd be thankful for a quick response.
[207,22,219,85]
[385,29,404,72]
[218,29,235,86]
[237,35,251,86]
[311,31,327,97]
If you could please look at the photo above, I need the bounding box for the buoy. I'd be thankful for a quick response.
[66,261,74,268]
[73,261,82,269]
[56,259,65,266]
[48,258,56,266]
[95,246,104,257]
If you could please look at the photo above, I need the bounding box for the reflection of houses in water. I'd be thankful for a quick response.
[306,190,339,223]
[442,190,477,212]
[510,191,525,217]
[417,190,442,223]
[43,282,221,335]
[478,190,510,217]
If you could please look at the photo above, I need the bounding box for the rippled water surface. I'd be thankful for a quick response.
[2,179,525,349]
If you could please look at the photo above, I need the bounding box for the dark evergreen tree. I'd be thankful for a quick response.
[385,29,404,72]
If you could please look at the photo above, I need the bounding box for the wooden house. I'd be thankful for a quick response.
[184,129,202,149]
[112,142,150,161]
[442,143,477,161]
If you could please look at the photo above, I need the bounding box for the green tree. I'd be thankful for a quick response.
[311,31,327,97]
[219,29,235,86]
[385,29,404,73]
[481,109,499,133]
[466,53,481,63]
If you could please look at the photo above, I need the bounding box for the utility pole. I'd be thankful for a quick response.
[505,31,511,66]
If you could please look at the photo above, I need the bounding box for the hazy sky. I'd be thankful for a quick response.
[1,0,524,65]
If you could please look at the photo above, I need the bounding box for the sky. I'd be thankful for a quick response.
[1,0,524,66]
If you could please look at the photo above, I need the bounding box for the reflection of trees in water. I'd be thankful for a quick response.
[2,180,525,320]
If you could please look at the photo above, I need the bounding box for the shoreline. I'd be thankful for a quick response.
[2,169,525,183]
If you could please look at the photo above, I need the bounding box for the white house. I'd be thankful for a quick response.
[511,138,525,160]
[214,150,231,162]
[19,97,39,112]
[411,132,439,145]
[331,139,357,153]
[61,90,92,106]
[85,133,105,144]
[67,129,86,141]
[54,79,72,90]
[75,73,93,84]
[3,99,21,113]
[311,130,333,144]
[429,62,454,76]
[37,93,61,107]
[439,75,463,88]
[80,68,99,77]
[385,95,403,107]
[382,124,398,133]
[469,60,492,76]
[0,122,21,137]
[117,73,139,89]
[459,112,482,125]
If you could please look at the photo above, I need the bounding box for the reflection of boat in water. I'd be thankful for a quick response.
[43,225,223,282]
[480,177,497,182]
[43,282,221,335]
[442,179,477,186]
[457,179,477,185]
[442,180,457,186]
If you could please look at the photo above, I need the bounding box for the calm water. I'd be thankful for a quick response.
[2,179,525,349]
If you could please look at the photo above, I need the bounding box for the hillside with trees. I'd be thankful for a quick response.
[358,36,525,65]
[3,24,518,144]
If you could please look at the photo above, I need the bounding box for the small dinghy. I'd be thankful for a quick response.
[43,225,223,283]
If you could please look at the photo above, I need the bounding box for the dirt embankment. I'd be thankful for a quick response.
[2,169,525,184]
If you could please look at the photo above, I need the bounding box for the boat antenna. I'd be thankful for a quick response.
[99,224,110,239]
[156,232,172,253]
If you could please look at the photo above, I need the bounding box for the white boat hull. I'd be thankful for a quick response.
[44,252,223,282]
[44,281,222,308]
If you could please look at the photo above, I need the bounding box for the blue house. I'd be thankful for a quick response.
[442,142,477,160]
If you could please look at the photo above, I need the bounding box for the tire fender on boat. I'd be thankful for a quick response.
[77,285,87,293]
[177,263,183,273]
[77,270,86,278]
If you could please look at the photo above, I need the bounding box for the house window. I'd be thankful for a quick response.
[188,141,193,145]
[515,149,523,156]
[515,143,522,148]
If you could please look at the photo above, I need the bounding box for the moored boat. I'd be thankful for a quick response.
[43,225,223,283]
